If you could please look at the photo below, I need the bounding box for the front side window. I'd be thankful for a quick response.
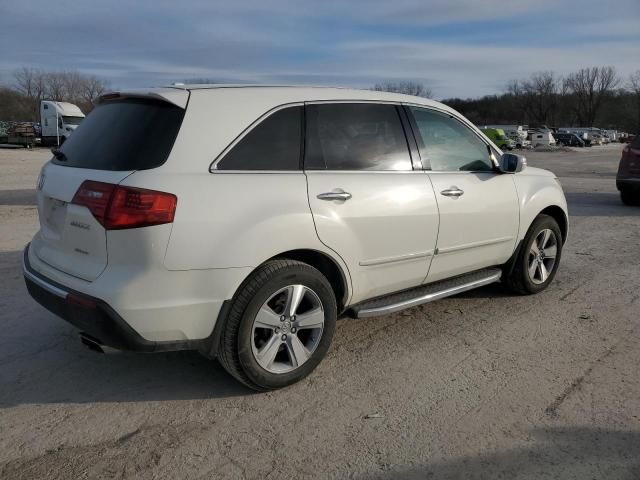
[408,107,493,172]
[305,103,412,171]
[217,106,302,171]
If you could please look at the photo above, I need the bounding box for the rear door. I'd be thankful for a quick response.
[304,102,439,303]
[405,105,519,283]
[32,96,185,281]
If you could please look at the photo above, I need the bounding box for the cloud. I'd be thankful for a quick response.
[0,0,638,98]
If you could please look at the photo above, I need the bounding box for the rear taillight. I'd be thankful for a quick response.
[72,180,177,230]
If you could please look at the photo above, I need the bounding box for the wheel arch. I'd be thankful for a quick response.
[538,205,568,244]
[267,249,350,312]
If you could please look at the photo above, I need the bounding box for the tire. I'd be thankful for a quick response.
[505,214,563,295]
[217,259,337,391]
[621,190,640,206]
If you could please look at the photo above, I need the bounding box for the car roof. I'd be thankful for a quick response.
[168,83,451,110]
[102,84,457,116]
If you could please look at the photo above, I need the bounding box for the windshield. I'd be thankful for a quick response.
[54,98,185,171]
[62,116,83,125]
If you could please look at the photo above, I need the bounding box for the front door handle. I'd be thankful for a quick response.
[440,186,464,197]
[317,191,352,201]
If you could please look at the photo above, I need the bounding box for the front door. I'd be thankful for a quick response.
[304,103,439,303]
[405,106,519,283]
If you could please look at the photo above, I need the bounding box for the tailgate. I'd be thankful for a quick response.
[32,163,132,281]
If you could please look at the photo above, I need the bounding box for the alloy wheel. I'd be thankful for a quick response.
[528,228,558,285]
[251,285,325,374]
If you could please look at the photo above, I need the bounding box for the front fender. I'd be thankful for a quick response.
[513,173,569,241]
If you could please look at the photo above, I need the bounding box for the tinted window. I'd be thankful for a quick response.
[631,135,640,149]
[408,107,493,172]
[217,106,302,170]
[305,103,412,171]
[54,99,184,171]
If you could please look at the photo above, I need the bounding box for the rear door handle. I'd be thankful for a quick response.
[317,191,352,201]
[440,186,464,197]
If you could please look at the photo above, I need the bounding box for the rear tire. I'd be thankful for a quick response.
[217,259,337,391]
[621,190,640,206]
[505,214,563,295]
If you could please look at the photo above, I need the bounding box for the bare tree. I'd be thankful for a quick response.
[520,71,560,125]
[628,70,640,134]
[373,81,433,99]
[564,66,619,126]
[13,67,46,121]
[44,72,67,101]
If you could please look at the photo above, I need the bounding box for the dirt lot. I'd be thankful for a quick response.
[0,144,638,479]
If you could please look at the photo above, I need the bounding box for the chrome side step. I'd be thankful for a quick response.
[350,268,502,318]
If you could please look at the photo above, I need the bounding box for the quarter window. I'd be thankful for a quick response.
[305,103,412,171]
[408,107,493,172]
[217,106,302,171]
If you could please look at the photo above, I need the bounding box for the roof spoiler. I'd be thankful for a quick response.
[95,88,189,109]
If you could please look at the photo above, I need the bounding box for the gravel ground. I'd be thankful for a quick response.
[0,144,638,479]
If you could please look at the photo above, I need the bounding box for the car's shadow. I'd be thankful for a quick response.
[0,249,252,407]
[358,427,640,479]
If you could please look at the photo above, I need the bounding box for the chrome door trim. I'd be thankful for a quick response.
[359,250,434,267]
[436,236,514,255]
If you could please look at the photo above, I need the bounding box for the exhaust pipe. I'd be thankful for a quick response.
[79,333,120,355]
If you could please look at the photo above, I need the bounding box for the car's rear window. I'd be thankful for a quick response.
[54,98,185,171]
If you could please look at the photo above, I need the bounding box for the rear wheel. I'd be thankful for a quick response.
[217,259,337,391]
[505,214,563,295]
[621,190,640,206]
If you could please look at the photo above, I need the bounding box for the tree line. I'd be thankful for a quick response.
[443,67,640,133]
[0,68,109,122]
[374,67,640,134]
[1,66,639,134]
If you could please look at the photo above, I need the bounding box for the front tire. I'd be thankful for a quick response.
[505,214,563,295]
[217,259,337,391]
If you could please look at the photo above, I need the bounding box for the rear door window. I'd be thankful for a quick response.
[54,98,185,171]
[216,106,302,171]
[304,103,412,171]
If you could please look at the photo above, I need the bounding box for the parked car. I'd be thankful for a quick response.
[480,127,514,150]
[23,86,569,390]
[617,135,640,205]
[554,132,585,147]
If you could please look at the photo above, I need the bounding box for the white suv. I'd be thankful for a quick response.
[24,86,568,390]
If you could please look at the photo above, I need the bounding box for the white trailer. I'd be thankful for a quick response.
[529,129,556,147]
[40,101,85,146]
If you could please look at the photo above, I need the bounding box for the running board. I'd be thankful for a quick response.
[350,268,502,318]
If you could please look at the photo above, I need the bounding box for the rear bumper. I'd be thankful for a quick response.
[23,245,224,353]
[616,177,640,192]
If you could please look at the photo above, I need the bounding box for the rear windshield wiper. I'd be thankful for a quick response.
[51,148,67,162]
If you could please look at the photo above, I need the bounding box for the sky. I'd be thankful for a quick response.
[0,0,638,99]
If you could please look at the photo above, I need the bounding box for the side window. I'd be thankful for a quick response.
[408,107,493,172]
[217,106,302,170]
[305,103,412,171]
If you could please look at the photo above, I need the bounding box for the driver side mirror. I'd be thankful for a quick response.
[498,153,527,173]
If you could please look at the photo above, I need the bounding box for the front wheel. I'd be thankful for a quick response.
[217,259,337,391]
[504,214,563,295]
